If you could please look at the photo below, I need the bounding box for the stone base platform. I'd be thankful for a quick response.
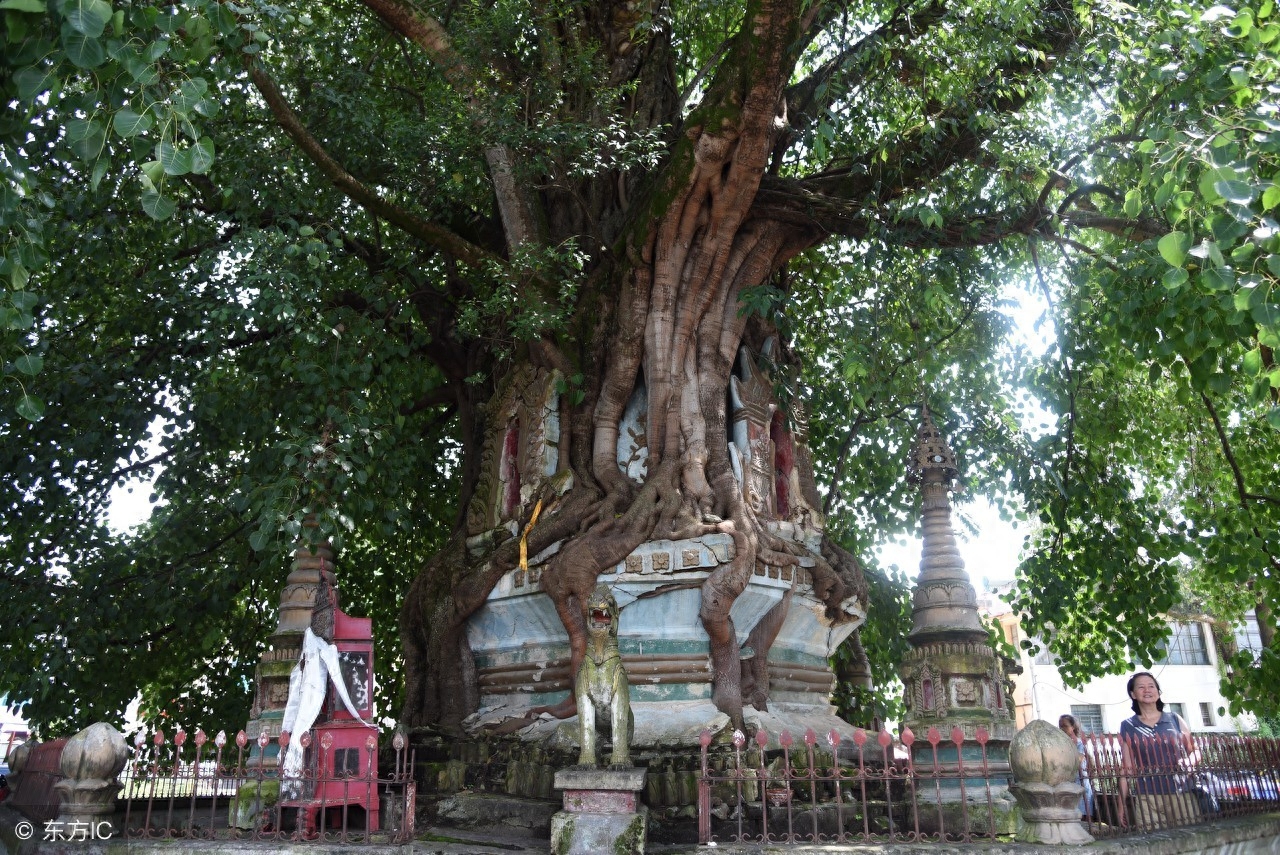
[551,768,648,855]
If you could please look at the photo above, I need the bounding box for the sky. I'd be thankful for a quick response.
[877,496,1025,588]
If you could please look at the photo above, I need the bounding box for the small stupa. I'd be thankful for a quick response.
[243,523,338,760]
[898,407,1017,828]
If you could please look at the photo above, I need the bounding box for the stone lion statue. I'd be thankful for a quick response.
[575,583,634,768]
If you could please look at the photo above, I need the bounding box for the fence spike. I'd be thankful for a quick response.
[235,730,248,748]
[951,726,964,746]
[755,729,769,749]
[902,726,915,747]
[853,728,867,747]
[927,726,941,746]
[780,730,793,749]
[804,728,816,747]
[153,729,165,746]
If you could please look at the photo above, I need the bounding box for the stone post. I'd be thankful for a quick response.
[551,767,648,855]
[52,723,128,826]
[1009,719,1093,844]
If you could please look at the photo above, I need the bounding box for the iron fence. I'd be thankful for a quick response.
[7,738,67,823]
[117,726,416,844]
[697,725,1013,845]
[1081,731,1280,837]
[696,726,1280,847]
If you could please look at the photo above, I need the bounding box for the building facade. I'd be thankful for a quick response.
[981,588,1261,734]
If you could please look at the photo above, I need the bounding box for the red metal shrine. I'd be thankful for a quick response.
[280,606,379,836]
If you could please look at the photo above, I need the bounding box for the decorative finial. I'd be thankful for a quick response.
[906,405,958,485]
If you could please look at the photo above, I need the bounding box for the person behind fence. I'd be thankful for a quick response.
[1117,672,1199,829]
[1058,714,1093,820]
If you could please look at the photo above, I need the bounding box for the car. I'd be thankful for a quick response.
[1194,771,1280,804]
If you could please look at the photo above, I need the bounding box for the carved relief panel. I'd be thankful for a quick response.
[728,340,825,529]
[466,366,563,534]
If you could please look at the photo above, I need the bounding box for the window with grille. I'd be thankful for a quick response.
[1070,704,1104,734]
[1029,633,1058,666]
[1200,702,1214,727]
[1155,621,1210,665]
[332,747,362,777]
[1166,702,1185,721]
[1234,612,1264,662]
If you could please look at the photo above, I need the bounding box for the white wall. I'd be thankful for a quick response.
[981,592,1257,734]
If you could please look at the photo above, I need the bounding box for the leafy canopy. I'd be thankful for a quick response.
[1,0,1278,732]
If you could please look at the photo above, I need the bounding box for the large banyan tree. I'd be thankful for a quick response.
[3,0,1279,732]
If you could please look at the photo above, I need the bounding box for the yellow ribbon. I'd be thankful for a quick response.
[519,498,543,572]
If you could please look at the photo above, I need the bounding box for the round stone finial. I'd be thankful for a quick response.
[1009,719,1079,787]
[7,740,32,775]
[59,722,129,782]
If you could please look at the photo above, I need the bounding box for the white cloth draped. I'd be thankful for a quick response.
[279,628,375,787]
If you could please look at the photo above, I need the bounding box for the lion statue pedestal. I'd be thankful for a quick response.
[552,767,648,855]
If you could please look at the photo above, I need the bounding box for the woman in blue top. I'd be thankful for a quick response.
[1117,672,1199,829]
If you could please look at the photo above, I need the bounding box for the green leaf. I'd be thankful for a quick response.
[1123,189,1141,218]
[189,137,214,174]
[14,353,43,375]
[156,140,192,176]
[0,0,47,12]
[112,108,152,138]
[13,66,55,101]
[1243,349,1263,375]
[1235,285,1261,311]
[140,190,176,220]
[63,31,106,67]
[140,159,164,188]
[1263,183,1280,211]
[10,291,37,312]
[16,393,45,421]
[1268,407,1280,430]
[1163,267,1189,290]
[1201,268,1235,291]
[61,0,111,37]
[66,118,105,161]
[1214,179,1256,204]
[1158,231,1191,266]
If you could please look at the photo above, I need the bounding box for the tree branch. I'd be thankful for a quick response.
[248,63,501,269]
[358,0,545,251]
[798,0,1078,206]
[784,0,949,139]
[1198,388,1280,508]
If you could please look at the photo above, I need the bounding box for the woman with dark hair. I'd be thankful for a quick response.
[1059,714,1094,820]
[1118,671,1198,829]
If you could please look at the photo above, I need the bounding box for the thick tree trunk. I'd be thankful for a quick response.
[396,0,865,734]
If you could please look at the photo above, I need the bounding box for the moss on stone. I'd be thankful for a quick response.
[612,811,647,855]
